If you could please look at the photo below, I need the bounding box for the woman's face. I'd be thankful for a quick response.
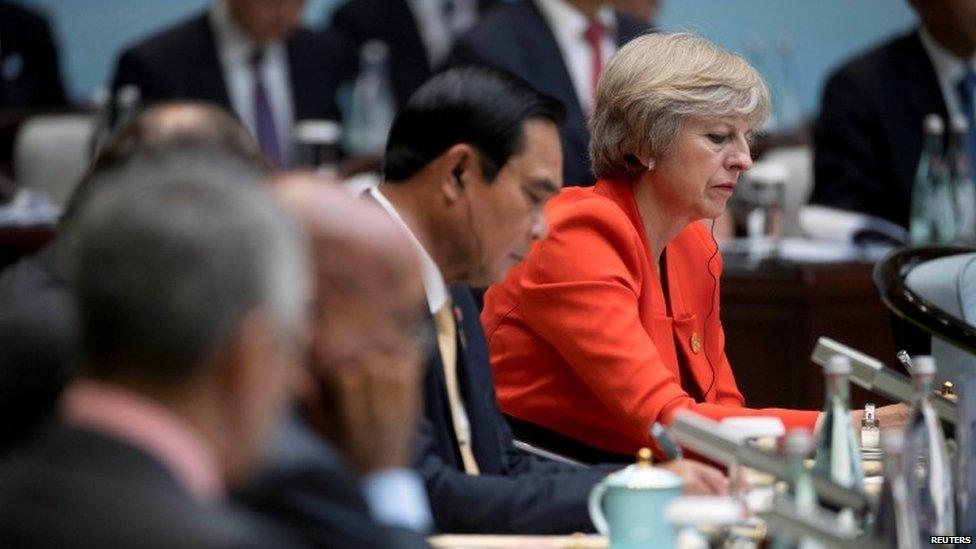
[647,116,754,221]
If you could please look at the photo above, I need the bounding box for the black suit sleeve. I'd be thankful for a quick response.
[811,67,890,217]
[236,416,432,549]
[415,419,608,534]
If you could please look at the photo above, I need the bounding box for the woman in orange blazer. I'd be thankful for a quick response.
[482,33,901,458]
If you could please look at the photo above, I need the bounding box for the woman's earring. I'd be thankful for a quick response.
[646,158,655,171]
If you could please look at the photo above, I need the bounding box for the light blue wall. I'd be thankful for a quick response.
[656,0,916,124]
[23,0,915,120]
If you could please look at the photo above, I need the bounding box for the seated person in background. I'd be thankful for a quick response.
[375,65,727,535]
[0,150,307,547]
[111,0,349,167]
[448,0,648,186]
[326,0,499,108]
[811,0,976,228]
[481,33,907,459]
[237,174,432,549]
[0,102,264,456]
[0,1,67,173]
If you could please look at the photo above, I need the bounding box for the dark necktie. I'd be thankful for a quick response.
[250,49,283,168]
[584,19,607,110]
[956,70,976,176]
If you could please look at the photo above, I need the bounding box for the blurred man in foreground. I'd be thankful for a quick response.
[0,151,307,547]
[0,102,264,456]
[238,174,433,548]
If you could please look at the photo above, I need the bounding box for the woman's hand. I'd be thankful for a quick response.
[657,459,730,495]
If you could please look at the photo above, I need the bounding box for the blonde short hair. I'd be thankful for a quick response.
[589,32,770,180]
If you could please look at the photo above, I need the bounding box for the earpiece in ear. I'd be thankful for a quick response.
[452,166,465,189]
[646,158,655,171]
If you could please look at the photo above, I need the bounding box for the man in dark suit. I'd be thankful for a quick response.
[811,0,976,228]
[110,0,349,167]
[0,149,306,547]
[0,1,67,172]
[326,0,498,108]
[371,66,726,534]
[449,0,648,186]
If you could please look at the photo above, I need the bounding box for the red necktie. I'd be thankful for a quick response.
[584,19,606,107]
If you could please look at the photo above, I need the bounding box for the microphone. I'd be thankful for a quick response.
[454,165,486,280]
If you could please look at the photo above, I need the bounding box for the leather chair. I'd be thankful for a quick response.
[874,246,976,385]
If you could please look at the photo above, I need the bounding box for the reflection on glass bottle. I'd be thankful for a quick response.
[910,114,954,244]
[770,430,823,549]
[812,355,864,529]
[343,40,396,156]
[873,431,921,549]
[949,116,976,245]
[904,356,954,540]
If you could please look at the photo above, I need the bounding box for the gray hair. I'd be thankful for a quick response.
[589,32,770,180]
[73,149,307,383]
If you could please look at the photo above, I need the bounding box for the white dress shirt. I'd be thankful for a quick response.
[368,185,479,471]
[919,27,976,127]
[534,0,616,113]
[408,0,479,69]
[210,0,296,165]
[367,185,448,314]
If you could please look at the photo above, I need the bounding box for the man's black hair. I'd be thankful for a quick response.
[383,65,565,182]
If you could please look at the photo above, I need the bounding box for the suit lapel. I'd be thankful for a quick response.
[518,2,588,162]
[895,32,947,199]
[449,284,502,473]
[196,15,232,107]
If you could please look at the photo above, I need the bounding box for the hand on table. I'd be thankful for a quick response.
[658,459,730,496]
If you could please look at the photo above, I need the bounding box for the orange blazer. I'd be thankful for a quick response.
[482,179,819,456]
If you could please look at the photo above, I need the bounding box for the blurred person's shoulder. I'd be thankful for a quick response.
[117,10,211,60]
[825,29,920,90]
[0,423,290,548]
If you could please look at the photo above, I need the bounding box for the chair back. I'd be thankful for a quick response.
[13,113,95,207]
[875,246,976,385]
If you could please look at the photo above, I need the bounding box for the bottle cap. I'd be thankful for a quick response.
[783,429,813,456]
[924,113,945,135]
[952,115,969,133]
[864,402,876,420]
[294,119,342,144]
[912,355,936,375]
[117,84,141,106]
[824,354,851,375]
[360,39,389,62]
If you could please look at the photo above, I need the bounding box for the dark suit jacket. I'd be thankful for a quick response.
[238,415,430,549]
[415,283,615,534]
[0,1,65,109]
[812,29,946,228]
[0,423,289,548]
[0,238,76,455]
[327,0,499,108]
[110,11,346,123]
[448,1,648,187]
